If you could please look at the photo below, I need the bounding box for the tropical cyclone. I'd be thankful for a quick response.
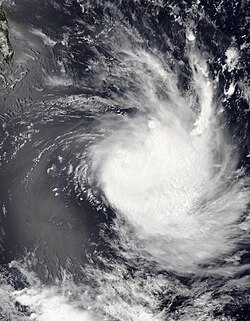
[0,1,249,320]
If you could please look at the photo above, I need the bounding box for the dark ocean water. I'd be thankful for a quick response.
[0,1,249,320]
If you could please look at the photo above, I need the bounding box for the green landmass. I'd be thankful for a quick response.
[0,4,14,64]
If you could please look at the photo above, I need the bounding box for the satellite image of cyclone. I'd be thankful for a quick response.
[0,0,249,320]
